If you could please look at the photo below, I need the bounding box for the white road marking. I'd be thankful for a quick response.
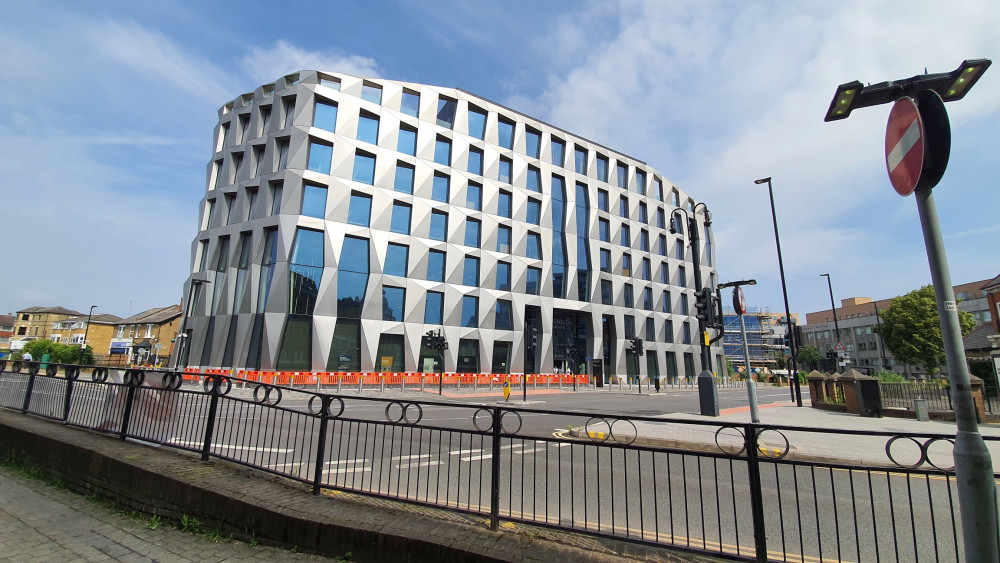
[391,453,434,461]
[395,460,443,469]
[169,440,293,454]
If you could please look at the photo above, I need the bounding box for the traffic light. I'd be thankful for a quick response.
[423,329,448,352]
[694,288,714,325]
[526,325,539,351]
[635,338,644,356]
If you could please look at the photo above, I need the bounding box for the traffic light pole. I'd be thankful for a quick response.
[680,206,719,417]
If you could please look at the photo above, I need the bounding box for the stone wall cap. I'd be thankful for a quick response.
[807,370,827,381]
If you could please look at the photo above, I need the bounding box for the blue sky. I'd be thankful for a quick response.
[2,0,998,321]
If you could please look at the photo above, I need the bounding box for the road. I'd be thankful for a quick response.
[4,374,961,562]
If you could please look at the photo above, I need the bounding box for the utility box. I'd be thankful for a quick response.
[858,378,882,417]
[914,399,930,422]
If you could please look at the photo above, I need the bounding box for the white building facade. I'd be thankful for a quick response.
[177,71,719,380]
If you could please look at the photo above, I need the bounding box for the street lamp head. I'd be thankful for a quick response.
[754,177,771,185]
[824,59,991,122]
[820,273,830,278]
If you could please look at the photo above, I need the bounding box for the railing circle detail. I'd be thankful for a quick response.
[65,366,80,381]
[714,426,747,457]
[922,437,956,472]
[403,403,424,425]
[885,435,927,469]
[501,410,522,435]
[756,428,791,460]
[585,417,610,443]
[610,419,638,446]
[46,363,58,377]
[91,367,109,383]
[472,408,493,432]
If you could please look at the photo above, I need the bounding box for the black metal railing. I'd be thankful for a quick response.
[879,381,953,411]
[1,361,994,562]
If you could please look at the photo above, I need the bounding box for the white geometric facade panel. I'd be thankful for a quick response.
[177,71,721,379]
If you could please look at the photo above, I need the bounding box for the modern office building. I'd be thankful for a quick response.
[176,71,719,380]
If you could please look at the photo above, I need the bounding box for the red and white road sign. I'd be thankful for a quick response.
[885,97,924,197]
[834,342,846,352]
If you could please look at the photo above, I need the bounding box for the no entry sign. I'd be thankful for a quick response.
[885,97,924,196]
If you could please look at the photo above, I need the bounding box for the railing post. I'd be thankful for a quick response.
[119,377,138,441]
[21,365,37,414]
[312,396,332,495]
[62,377,75,423]
[745,425,768,561]
[490,406,502,531]
[200,373,222,462]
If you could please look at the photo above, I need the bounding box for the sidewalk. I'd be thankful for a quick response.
[0,465,327,562]
[572,402,1000,468]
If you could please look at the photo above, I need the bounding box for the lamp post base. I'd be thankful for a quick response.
[698,370,719,416]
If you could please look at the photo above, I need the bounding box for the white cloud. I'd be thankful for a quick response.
[514,0,1000,312]
[240,41,380,85]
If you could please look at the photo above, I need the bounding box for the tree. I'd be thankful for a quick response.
[796,345,821,371]
[875,285,977,374]
[771,353,787,370]
[21,340,94,365]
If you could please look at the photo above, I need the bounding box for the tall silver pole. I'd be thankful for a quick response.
[739,313,760,423]
[914,185,997,560]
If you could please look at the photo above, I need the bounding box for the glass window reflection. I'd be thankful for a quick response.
[461,295,478,327]
[301,184,327,218]
[385,243,408,277]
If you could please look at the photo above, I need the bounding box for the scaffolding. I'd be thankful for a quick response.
[722,306,785,370]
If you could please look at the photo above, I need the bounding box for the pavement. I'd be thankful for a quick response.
[570,401,1000,468]
[0,465,328,562]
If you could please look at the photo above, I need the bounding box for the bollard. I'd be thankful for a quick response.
[290,375,295,388]
[401,376,405,392]
[359,374,364,394]
[546,376,550,389]
[337,375,343,394]
[533,374,537,390]
[380,374,385,393]
[474,377,478,392]
[315,375,320,392]
[420,375,426,393]
[457,375,461,391]
[489,377,494,392]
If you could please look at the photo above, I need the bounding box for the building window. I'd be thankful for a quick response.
[427,249,445,281]
[676,240,685,261]
[624,284,634,308]
[464,218,481,248]
[663,290,671,313]
[598,219,609,242]
[498,190,512,218]
[641,258,651,280]
[436,96,457,128]
[654,178,664,201]
[680,293,689,315]
[461,295,478,328]
[643,288,653,311]
[394,162,415,194]
[497,261,511,291]
[640,230,650,252]
[616,162,627,189]
[665,320,674,343]
[424,291,443,324]
[598,189,609,212]
[319,75,341,90]
[348,192,372,227]
[301,183,327,219]
[657,208,665,229]
[495,300,513,330]
[434,136,451,166]
[314,101,338,132]
[683,322,692,344]
[526,232,542,259]
[400,89,419,117]
[270,182,283,214]
[499,157,512,184]
[619,196,629,218]
[526,267,541,295]
[432,173,450,203]
[466,182,482,211]
[468,106,487,140]
[276,138,289,170]
[463,256,480,286]
[352,151,376,184]
[671,189,680,207]
[525,128,541,159]
[620,225,630,246]
[245,187,258,221]
[288,228,325,315]
[382,286,405,322]
[252,145,265,177]
[600,249,611,272]
[468,148,484,175]
[307,141,333,174]
[282,96,295,128]
[391,202,411,234]
[259,106,271,136]
[361,82,382,104]
[574,146,587,174]
[497,225,512,253]
[636,170,646,195]
[551,138,565,167]
[639,203,648,224]
[397,125,417,155]
[661,263,669,284]
[385,243,408,277]
[596,155,609,182]
[622,254,632,276]
[526,166,541,192]
[429,210,448,241]
[498,118,515,150]
[526,199,541,224]
[601,280,613,305]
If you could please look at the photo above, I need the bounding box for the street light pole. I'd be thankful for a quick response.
[81,305,97,359]
[672,203,718,416]
[872,302,888,369]
[719,279,759,423]
[821,273,842,372]
[754,177,802,407]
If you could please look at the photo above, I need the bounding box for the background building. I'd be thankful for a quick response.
[176,71,720,379]
[801,279,994,377]
[721,308,799,372]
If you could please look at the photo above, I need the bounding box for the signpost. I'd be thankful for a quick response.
[824,59,996,560]
[502,381,510,402]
